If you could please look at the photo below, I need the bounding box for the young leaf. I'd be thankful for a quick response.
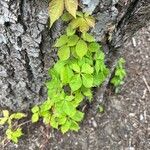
[31,113,39,123]
[61,12,73,22]
[50,116,58,129]
[58,116,67,125]
[67,35,79,46]
[70,120,80,131]
[99,105,105,113]
[63,101,76,117]
[81,32,95,42]
[69,74,82,91]
[61,120,71,134]
[0,118,8,125]
[95,51,105,60]
[65,0,78,18]
[76,11,83,17]
[70,62,80,73]
[82,74,93,88]
[58,45,70,61]
[81,63,94,74]
[40,99,53,112]
[12,128,23,143]
[93,72,106,87]
[82,88,93,100]
[85,15,95,28]
[65,95,75,101]
[10,113,26,120]
[66,25,76,36]
[88,42,100,52]
[2,110,9,118]
[55,35,68,47]
[71,111,84,122]
[42,112,51,124]
[31,106,39,113]
[78,18,90,32]
[75,39,88,59]
[49,0,64,27]
[60,65,74,84]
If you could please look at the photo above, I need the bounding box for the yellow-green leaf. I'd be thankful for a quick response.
[31,113,39,123]
[65,0,78,18]
[58,45,70,61]
[2,110,9,118]
[49,0,64,27]
[69,74,82,91]
[85,16,95,28]
[82,74,93,88]
[81,63,94,74]
[54,35,68,47]
[75,39,88,59]
[61,120,71,134]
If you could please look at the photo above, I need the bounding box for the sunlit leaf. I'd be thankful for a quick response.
[75,39,88,59]
[55,35,68,47]
[58,45,70,61]
[82,74,93,88]
[69,74,82,91]
[65,0,78,18]
[31,113,39,123]
[49,0,64,27]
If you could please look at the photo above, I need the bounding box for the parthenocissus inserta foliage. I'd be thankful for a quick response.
[31,6,110,133]
[1,0,123,144]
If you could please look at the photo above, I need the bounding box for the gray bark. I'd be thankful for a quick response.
[0,0,149,111]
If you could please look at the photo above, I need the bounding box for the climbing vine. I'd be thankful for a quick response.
[0,0,126,144]
[31,10,109,133]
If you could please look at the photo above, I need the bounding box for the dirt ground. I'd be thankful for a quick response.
[0,23,150,150]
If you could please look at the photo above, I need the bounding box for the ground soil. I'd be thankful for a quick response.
[0,23,150,150]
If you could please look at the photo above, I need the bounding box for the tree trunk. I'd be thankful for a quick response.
[0,0,149,111]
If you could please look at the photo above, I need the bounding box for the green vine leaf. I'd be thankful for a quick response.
[81,63,94,74]
[61,120,71,134]
[55,35,68,47]
[67,35,79,46]
[75,39,88,59]
[81,32,95,42]
[58,45,70,61]
[89,42,100,52]
[71,110,84,122]
[32,113,39,123]
[82,74,93,88]
[69,74,82,91]
[63,101,76,117]
[70,120,80,131]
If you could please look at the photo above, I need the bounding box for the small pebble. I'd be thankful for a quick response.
[92,119,98,128]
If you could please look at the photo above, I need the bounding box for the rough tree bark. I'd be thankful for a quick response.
[0,0,150,111]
